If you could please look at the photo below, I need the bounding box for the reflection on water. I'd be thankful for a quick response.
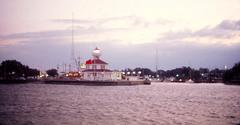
[0,82,240,125]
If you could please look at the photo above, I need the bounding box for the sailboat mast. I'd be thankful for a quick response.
[71,13,75,60]
[70,13,76,71]
[155,48,159,74]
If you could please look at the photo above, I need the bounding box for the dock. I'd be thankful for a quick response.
[43,79,151,86]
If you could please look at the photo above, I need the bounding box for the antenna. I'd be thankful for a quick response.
[71,13,75,62]
[155,48,159,73]
[70,12,77,72]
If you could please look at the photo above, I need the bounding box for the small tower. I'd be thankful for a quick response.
[92,47,101,59]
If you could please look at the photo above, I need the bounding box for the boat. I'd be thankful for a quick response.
[186,79,194,83]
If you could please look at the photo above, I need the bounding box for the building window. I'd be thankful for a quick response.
[101,65,105,69]
[92,65,96,69]
[96,65,99,69]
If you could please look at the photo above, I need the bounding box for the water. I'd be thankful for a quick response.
[0,82,240,125]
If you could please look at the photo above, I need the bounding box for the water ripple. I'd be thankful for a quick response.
[0,83,240,125]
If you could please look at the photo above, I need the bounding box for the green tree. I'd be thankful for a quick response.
[46,69,58,77]
[224,62,240,84]
[0,60,40,79]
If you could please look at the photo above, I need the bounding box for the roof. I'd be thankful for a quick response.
[85,58,108,65]
[82,69,112,72]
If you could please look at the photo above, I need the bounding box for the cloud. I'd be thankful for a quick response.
[1,16,173,46]
[53,16,150,25]
[1,17,240,47]
[53,19,93,24]
[53,15,172,30]
[0,30,70,40]
[161,19,240,46]
[194,20,240,38]
[217,20,240,30]
[0,26,127,45]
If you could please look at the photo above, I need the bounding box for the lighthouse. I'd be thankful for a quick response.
[82,47,112,80]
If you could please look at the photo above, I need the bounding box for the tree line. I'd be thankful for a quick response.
[0,60,40,80]
[223,62,240,85]
[122,62,239,83]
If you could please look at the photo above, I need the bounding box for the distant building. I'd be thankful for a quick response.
[111,70,122,80]
[82,47,112,80]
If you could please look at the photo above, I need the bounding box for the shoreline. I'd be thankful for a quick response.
[0,79,239,86]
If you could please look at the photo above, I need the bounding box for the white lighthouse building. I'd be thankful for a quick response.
[82,47,112,80]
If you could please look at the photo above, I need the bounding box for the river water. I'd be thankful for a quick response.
[0,82,239,125]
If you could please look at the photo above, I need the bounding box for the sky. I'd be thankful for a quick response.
[0,0,240,71]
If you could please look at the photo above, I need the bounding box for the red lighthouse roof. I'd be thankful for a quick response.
[85,58,108,65]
